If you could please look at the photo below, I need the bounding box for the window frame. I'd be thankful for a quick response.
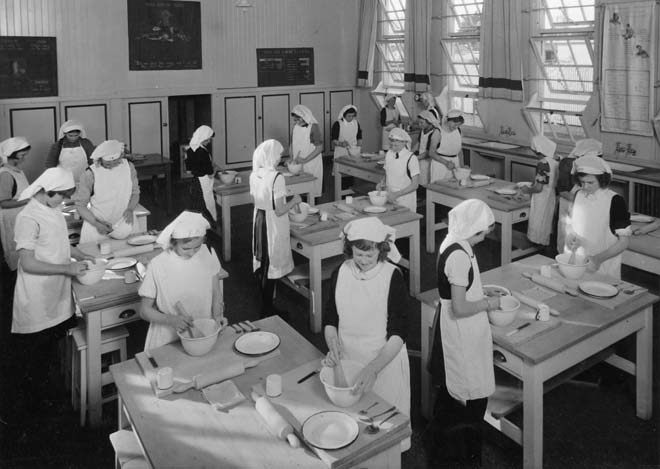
[374,0,406,92]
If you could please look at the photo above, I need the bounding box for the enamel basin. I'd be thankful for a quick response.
[606,161,643,173]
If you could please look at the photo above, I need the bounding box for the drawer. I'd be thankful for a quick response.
[492,344,523,378]
[511,207,529,223]
[100,301,141,329]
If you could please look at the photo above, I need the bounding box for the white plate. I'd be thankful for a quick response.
[107,257,138,270]
[302,411,359,450]
[578,281,619,298]
[631,214,654,223]
[308,207,320,214]
[482,284,511,297]
[495,188,518,195]
[127,234,157,246]
[234,331,280,356]
[470,174,490,181]
[376,161,385,166]
[363,205,387,214]
[516,181,532,188]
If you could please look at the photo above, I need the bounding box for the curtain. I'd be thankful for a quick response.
[357,0,378,88]
[403,0,431,92]
[478,0,523,101]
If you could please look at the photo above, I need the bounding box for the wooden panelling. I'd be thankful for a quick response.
[224,96,256,166]
[9,105,57,180]
[62,102,108,143]
[126,99,167,157]
[261,94,290,149]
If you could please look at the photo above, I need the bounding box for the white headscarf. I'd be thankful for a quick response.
[291,104,318,125]
[567,138,603,159]
[530,135,557,159]
[189,125,214,152]
[337,105,358,122]
[18,167,75,201]
[441,199,495,250]
[417,110,440,129]
[156,210,210,248]
[251,139,283,173]
[384,94,397,106]
[443,109,464,125]
[0,137,30,165]
[90,140,124,162]
[572,154,612,175]
[388,127,412,143]
[58,120,87,140]
[341,217,401,263]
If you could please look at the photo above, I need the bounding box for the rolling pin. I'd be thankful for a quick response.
[470,180,491,188]
[172,360,257,393]
[511,291,561,317]
[522,272,578,296]
[110,243,155,258]
[252,392,300,448]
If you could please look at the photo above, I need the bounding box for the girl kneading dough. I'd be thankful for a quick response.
[139,211,226,350]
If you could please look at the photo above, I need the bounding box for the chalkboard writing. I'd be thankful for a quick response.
[0,37,58,99]
[257,48,314,87]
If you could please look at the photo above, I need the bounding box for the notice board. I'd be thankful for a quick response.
[257,48,314,87]
[0,36,58,99]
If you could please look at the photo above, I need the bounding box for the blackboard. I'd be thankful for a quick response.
[0,37,58,99]
[257,48,314,87]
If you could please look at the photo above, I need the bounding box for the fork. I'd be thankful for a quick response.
[241,321,260,332]
[375,411,399,428]
[230,324,243,333]
[359,405,396,423]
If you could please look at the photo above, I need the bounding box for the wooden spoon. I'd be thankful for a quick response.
[334,360,349,388]
[567,246,578,265]
[175,301,202,338]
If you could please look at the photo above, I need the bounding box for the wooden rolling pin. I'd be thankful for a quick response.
[110,243,155,258]
[511,291,561,317]
[172,360,256,393]
[252,392,300,448]
[470,180,491,188]
[522,272,578,296]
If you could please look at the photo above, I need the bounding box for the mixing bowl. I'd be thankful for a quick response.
[487,295,520,326]
[287,162,303,175]
[109,219,133,239]
[555,253,588,280]
[289,202,310,223]
[76,258,108,285]
[319,359,364,407]
[347,146,361,158]
[219,170,237,184]
[368,190,387,206]
[177,318,223,356]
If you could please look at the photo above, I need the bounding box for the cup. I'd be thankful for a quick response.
[124,270,138,284]
[320,211,328,222]
[536,304,550,322]
[99,241,112,256]
[157,367,174,390]
[540,265,552,278]
[345,195,353,205]
[266,374,282,397]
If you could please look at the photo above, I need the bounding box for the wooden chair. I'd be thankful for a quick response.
[109,429,150,469]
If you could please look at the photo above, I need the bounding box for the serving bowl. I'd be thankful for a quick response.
[555,253,588,280]
[287,162,303,175]
[319,359,364,407]
[368,190,387,207]
[219,170,237,184]
[177,318,222,356]
[76,258,108,285]
[289,202,310,223]
[487,295,520,326]
[347,146,361,158]
[109,219,133,239]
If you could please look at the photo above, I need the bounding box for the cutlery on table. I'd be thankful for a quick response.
[144,349,159,368]
[358,402,379,415]
[230,324,243,333]
[237,322,251,333]
[244,320,260,331]
[365,411,400,434]
[296,369,321,384]
[623,285,644,295]
[359,405,396,423]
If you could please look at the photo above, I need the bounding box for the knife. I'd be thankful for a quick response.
[297,369,319,384]
[506,322,531,337]
[145,349,159,368]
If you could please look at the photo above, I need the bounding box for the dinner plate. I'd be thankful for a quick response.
[107,257,138,271]
[301,411,359,450]
[470,174,490,181]
[234,331,281,356]
[308,207,320,214]
[516,181,532,188]
[482,284,512,297]
[495,188,518,195]
[363,205,387,214]
[376,161,385,166]
[578,281,619,298]
[631,214,654,223]
[127,234,157,246]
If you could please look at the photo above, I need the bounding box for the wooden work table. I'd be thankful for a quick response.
[624,228,660,274]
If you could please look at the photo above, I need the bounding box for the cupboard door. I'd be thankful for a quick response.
[261,94,290,150]
[299,92,326,153]
[61,102,108,144]
[126,98,169,158]
[225,96,256,166]
[329,89,354,133]
[9,105,57,180]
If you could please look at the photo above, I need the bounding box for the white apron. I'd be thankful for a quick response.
[557,195,574,254]
[0,166,29,270]
[198,174,218,221]
[292,124,322,197]
[251,170,294,279]
[335,261,411,451]
[385,149,418,213]
[431,127,462,183]
[58,145,88,183]
[13,199,73,333]
[80,160,133,244]
[333,119,358,159]
[440,242,495,401]
[570,189,622,278]
[381,107,400,150]
[527,157,558,245]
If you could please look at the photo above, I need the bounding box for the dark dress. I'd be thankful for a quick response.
[185,146,216,227]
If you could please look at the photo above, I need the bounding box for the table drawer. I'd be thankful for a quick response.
[511,207,529,223]
[100,302,141,329]
[493,345,523,378]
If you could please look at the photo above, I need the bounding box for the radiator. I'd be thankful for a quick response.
[634,184,660,217]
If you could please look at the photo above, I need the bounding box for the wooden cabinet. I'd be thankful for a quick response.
[124,98,169,159]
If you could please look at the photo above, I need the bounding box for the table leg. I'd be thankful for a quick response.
[500,214,513,265]
[409,227,420,295]
[636,306,653,419]
[522,365,544,469]
[308,252,323,333]
[426,190,435,254]
[86,311,103,427]
[334,171,342,201]
[221,195,232,262]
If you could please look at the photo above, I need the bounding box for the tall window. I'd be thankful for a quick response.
[527,0,596,142]
[376,0,406,90]
[440,0,483,127]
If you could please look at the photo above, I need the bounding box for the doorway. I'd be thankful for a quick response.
[168,95,212,179]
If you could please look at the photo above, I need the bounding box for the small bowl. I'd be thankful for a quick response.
[109,219,133,240]
[289,202,310,223]
[319,359,365,407]
[287,162,303,175]
[454,167,472,182]
[76,259,108,285]
[555,253,588,280]
[347,146,361,158]
[368,190,387,207]
[219,170,237,184]
[487,295,520,326]
[177,318,222,356]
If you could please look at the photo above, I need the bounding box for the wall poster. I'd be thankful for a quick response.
[128,0,202,70]
[0,36,58,99]
[257,48,314,87]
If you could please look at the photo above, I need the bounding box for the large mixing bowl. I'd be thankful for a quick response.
[177,319,223,356]
[487,295,520,327]
[319,359,364,408]
[555,253,588,280]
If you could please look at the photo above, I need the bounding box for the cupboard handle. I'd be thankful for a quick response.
[119,309,136,319]
[493,350,506,363]
[520,211,527,218]
[257,116,262,120]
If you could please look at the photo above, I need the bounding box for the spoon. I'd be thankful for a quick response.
[359,405,396,423]
[623,285,644,295]
[358,402,379,416]
[365,411,399,434]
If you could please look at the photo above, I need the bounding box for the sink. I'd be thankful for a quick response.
[479,141,520,150]
[606,161,643,173]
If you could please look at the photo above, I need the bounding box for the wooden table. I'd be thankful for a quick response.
[333,156,385,201]
[73,238,228,427]
[131,154,173,214]
[425,179,536,263]
[287,197,421,333]
[623,229,660,274]
[110,316,409,468]
[214,169,317,262]
[418,255,657,468]
[62,203,150,245]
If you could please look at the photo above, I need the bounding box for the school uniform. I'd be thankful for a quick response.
[186,145,217,224]
[380,105,401,150]
[331,106,362,159]
[527,157,558,246]
[431,126,462,182]
[384,148,419,213]
[0,165,29,270]
[45,120,94,183]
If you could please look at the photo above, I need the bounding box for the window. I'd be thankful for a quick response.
[527,0,596,142]
[440,0,483,127]
[375,0,406,90]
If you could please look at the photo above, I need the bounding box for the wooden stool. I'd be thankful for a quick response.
[109,429,150,469]
[71,326,129,426]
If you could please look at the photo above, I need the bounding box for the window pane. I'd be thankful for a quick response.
[542,0,595,29]
[377,0,407,89]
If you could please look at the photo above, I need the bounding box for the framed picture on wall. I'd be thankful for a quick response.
[128,0,202,70]
[0,36,58,99]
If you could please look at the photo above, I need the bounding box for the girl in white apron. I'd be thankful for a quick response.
[427,199,498,465]
[420,91,441,120]
[566,155,631,279]
[74,140,140,244]
[523,135,558,246]
[0,137,31,271]
[431,110,464,183]
[250,140,300,318]
[380,94,401,151]
[323,217,411,451]
[331,105,362,159]
[139,211,226,350]
[290,105,323,200]
[186,125,219,225]
[383,128,419,213]
[45,120,95,183]
[413,111,441,186]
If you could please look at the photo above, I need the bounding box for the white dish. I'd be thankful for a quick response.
[301,411,359,450]
[495,188,518,195]
[107,257,138,271]
[376,161,385,166]
[127,234,157,246]
[363,205,387,214]
[308,207,320,214]
[470,174,490,181]
[234,331,280,356]
[516,181,532,188]
[631,214,654,223]
[482,284,512,297]
[578,281,619,298]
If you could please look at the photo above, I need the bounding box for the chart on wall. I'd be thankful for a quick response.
[601,1,656,136]
[0,37,58,99]
[257,48,314,87]
[128,0,202,70]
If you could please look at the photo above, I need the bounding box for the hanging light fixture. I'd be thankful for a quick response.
[235,0,253,12]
